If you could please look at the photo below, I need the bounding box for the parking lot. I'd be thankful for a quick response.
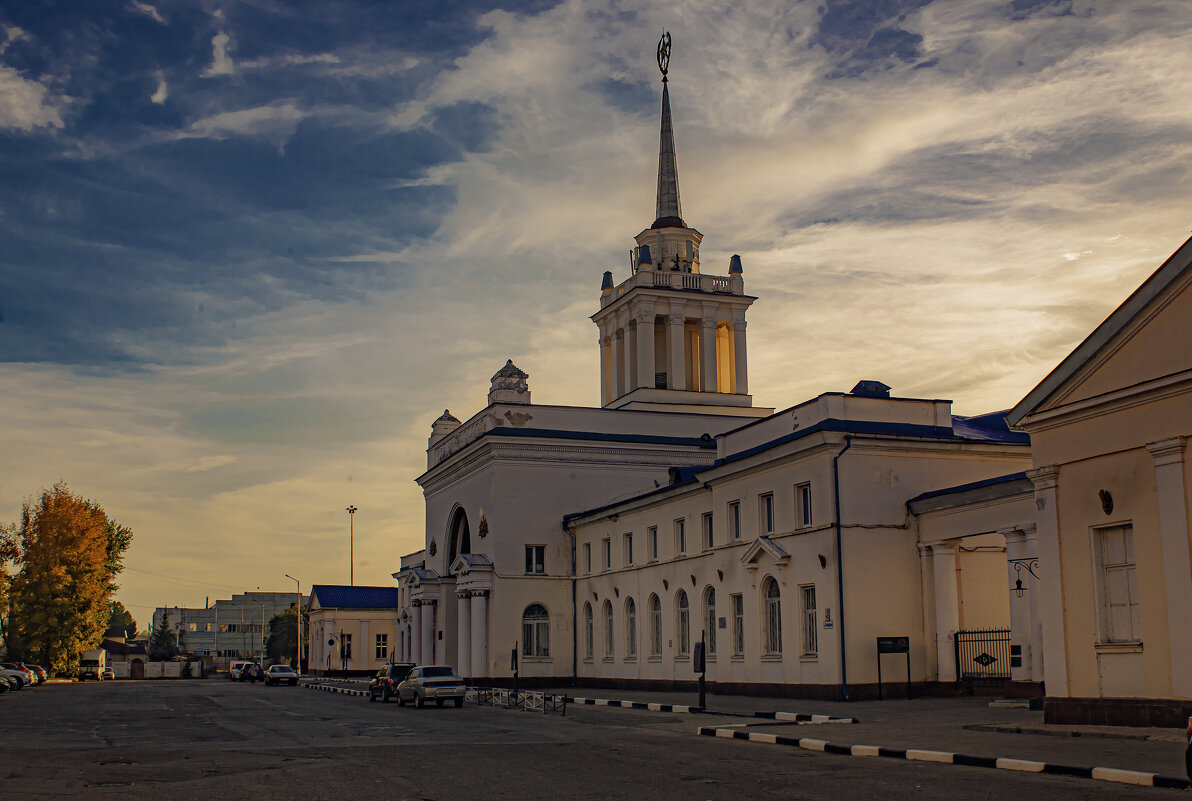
[1,680,1174,800]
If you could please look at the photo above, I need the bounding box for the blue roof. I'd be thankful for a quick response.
[310,585,398,609]
[907,472,1030,505]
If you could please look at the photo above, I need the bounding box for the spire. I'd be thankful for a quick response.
[652,32,683,229]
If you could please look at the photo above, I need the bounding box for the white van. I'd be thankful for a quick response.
[227,660,255,681]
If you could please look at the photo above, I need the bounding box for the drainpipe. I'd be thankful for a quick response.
[564,518,577,686]
[832,435,854,700]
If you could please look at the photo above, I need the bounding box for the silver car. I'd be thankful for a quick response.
[395,665,466,708]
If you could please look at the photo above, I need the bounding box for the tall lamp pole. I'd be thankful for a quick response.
[345,505,358,585]
[285,574,302,676]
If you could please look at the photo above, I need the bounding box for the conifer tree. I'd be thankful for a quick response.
[148,610,179,661]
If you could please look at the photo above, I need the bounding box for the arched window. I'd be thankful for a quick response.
[703,586,717,657]
[448,507,470,565]
[603,600,614,659]
[625,597,637,658]
[522,603,550,658]
[648,594,662,656]
[763,578,782,655]
[583,602,593,660]
[676,590,690,657]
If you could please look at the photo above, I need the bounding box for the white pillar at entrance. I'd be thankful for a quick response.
[636,308,656,389]
[667,310,686,390]
[732,313,748,396]
[470,591,488,678]
[699,316,717,393]
[1028,465,1068,696]
[917,544,938,680]
[931,542,960,682]
[1002,529,1033,682]
[420,601,435,665]
[1147,438,1192,697]
[411,602,423,665]
[1023,525,1043,683]
[456,591,472,677]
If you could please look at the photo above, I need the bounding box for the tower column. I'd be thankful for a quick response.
[667,308,686,390]
[732,313,748,396]
[699,312,717,393]
[624,321,637,396]
[598,332,612,405]
[612,325,625,399]
[636,307,656,389]
[456,591,471,678]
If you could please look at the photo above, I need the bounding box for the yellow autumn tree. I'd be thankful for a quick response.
[7,482,133,675]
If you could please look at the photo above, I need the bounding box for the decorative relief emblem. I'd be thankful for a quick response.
[429,538,437,556]
[1099,489,1114,515]
[478,517,489,539]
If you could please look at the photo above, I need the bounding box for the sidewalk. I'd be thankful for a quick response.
[540,686,1190,781]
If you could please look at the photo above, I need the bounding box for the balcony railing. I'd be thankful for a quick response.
[601,270,742,308]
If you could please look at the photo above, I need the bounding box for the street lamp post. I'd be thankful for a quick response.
[285,574,302,676]
[346,505,358,585]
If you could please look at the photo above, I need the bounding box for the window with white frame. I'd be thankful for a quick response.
[759,493,775,535]
[800,584,817,657]
[674,518,686,556]
[375,633,388,660]
[525,545,545,574]
[702,512,713,550]
[624,532,633,566]
[603,600,614,659]
[796,483,813,528]
[676,590,690,657]
[648,594,663,656]
[522,604,550,658]
[625,597,637,658]
[1094,524,1140,643]
[704,586,717,657]
[583,602,593,659]
[584,542,591,574]
[648,526,659,561]
[763,577,782,656]
[728,501,741,540]
[731,593,744,657]
[601,538,611,571]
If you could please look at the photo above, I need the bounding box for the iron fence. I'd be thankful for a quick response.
[954,628,1012,681]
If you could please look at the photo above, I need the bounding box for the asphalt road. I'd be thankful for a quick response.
[0,681,1171,800]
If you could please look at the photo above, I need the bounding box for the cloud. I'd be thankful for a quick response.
[182,102,305,141]
[0,65,65,131]
[202,31,234,77]
[128,2,165,24]
[150,73,167,104]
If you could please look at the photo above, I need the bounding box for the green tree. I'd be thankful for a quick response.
[0,522,19,649]
[6,482,134,674]
[148,610,179,661]
[108,600,137,639]
[265,604,306,666]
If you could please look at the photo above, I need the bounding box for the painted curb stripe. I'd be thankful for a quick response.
[696,725,1192,790]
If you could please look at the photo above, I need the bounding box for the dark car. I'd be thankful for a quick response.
[264,665,298,686]
[368,662,416,703]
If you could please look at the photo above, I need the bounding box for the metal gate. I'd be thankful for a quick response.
[954,628,1011,681]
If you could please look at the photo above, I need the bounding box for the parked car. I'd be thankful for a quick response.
[0,666,29,689]
[395,665,466,708]
[264,665,298,686]
[227,660,255,681]
[0,663,35,687]
[22,664,48,684]
[367,662,415,703]
[101,667,116,681]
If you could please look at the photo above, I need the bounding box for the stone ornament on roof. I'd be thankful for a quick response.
[491,359,528,391]
[435,409,461,425]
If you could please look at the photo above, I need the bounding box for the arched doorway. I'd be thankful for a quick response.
[448,507,471,565]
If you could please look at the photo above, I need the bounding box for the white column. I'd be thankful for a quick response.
[1028,465,1068,696]
[456,591,472,678]
[1147,438,1192,697]
[699,316,717,393]
[420,601,435,666]
[667,309,686,390]
[612,327,625,399]
[1002,529,1033,682]
[732,313,748,396]
[410,604,422,665]
[599,334,611,405]
[1024,525,1044,683]
[918,544,938,680]
[635,307,656,389]
[623,320,637,395]
[470,591,488,678]
[931,542,960,682]
[360,619,369,671]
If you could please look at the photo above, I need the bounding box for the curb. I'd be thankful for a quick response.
[696,726,1192,791]
[301,682,367,698]
[568,696,702,713]
[752,710,858,724]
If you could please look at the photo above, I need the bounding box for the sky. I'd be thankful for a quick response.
[2,0,1191,627]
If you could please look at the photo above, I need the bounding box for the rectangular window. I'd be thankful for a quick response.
[584,542,591,574]
[188,623,197,632]
[760,493,774,534]
[204,623,212,632]
[797,483,813,528]
[624,532,634,566]
[525,545,545,574]
[375,633,388,660]
[800,585,818,657]
[731,594,744,657]
[602,538,611,571]
[648,526,659,561]
[674,518,686,556]
[702,512,714,550]
[340,634,352,660]
[729,501,741,541]
[1094,524,1140,643]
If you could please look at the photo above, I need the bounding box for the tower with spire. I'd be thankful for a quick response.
[592,33,757,414]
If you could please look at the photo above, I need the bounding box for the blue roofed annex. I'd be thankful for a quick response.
[309,584,399,610]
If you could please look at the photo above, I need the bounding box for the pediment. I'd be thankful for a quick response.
[740,535,790,568]
[450,553,494,576]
